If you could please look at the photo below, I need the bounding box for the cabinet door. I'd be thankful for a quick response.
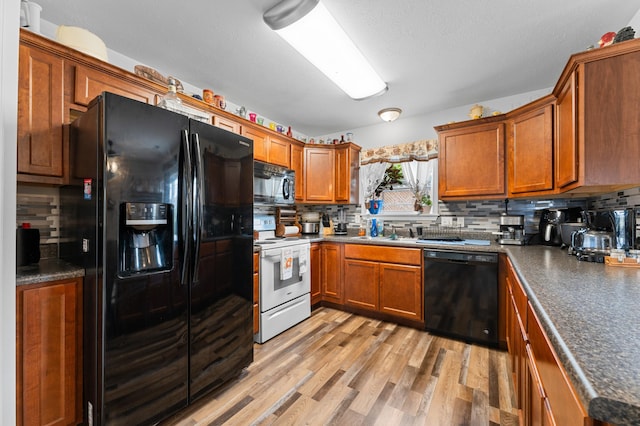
[335,146,349,203]
[74,64,156,106]
[213,114,241,134]
[321,243,343,304]
[305,147,335,202]
[17,278,82,426]
[379,263,423,321]
[310,243,321,305]
[291,144,305,202]
[438,121,506,199]
[334,145,360,204]
[509,103,554,195]
[555,72,579,189]
[343,259,379,311]
[268,134,291,167]
[17,44,64,178]
[242,126,268,162]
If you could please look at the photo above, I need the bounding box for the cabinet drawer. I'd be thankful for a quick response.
[507,259,527,322]
[344,244,421,265]
[527,302,588,426]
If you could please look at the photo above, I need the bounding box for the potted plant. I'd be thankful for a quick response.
[366,165,403,214]
[414,193,432,213]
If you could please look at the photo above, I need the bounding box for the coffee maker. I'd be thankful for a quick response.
[538,207,582,246]
[334,207,348,235]
[120,202,172,275]
[609,208,637,251]
[498,214,525,245]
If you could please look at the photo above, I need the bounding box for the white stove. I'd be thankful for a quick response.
[254,215,311,343]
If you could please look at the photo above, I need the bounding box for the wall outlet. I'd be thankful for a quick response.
[441,216,454,227]
[354,213,361,224]
[457,217,464,227]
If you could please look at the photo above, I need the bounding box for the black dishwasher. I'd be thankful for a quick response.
[423,249,498,347]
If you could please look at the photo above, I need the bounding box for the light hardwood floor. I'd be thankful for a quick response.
[162,307,520,426]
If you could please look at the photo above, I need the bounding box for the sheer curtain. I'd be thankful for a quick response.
[359,162,388,211]
[400,160,438,214]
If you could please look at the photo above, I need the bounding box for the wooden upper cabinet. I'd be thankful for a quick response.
[290,143,305,202]
[268,134,291,167]
[555,71,579,190]
[73,64,156,106]
[553,39,640,194]
[436,119,506,200]
[507,96,555,196]
[304,147,335,202]
[17,43,65,181]
[334,144,360,204]
[241,125,268,162]
[212,114,241,134]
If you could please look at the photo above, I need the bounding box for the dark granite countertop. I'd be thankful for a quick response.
[317,235,640,425]
[16,258,85,286]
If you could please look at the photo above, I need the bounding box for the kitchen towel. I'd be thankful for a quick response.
[298,248,308,275]
[281,248,293,280]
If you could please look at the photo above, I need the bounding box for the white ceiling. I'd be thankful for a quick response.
[36,0,639,136]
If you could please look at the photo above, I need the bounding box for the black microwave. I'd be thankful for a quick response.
[254,161,295,205]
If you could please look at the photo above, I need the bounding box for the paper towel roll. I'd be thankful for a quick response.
[283,225,300,235]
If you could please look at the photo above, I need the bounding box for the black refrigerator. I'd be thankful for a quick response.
[61,92,254,425]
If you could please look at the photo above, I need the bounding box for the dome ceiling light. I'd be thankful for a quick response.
[378,108,402,122]
[264,0,388,100]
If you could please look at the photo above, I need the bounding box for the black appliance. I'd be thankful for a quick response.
[253,160,295,205]
[16,223,40,266]
[60,93,254,425]
[423,249,499,347]
[537,207,583,246]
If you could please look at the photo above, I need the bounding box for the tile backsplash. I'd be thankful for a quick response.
[18,185,640,258]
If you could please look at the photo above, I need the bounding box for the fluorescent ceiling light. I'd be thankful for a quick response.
[378,107,402,122]
[264,0,388,100]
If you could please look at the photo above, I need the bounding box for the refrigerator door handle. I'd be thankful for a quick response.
[191,132,204,285]
[181,129,192,286]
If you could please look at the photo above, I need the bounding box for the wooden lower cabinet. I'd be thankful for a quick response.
[344,259,379,311]
[16,277,83,426]
[321,243,343,304]
[379,262,423,322]
[310,243,322,306]
[342,244,423,324]
[503,258,596,426]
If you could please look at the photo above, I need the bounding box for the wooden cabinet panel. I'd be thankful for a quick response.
[509,100,555,195]
[344,259,379,311]
[321,243,343,304]
[74,64,156,106]
[268,134,291,167]
[242,126,268,162]
[213,114,241,134]
[305,148,335,202]
[310,243,321,306]
[437,121,506,199]
[344,244,421,265]
[379,263,423,321]
[527,302,588,426]
[290,144,305,202]
[17,44,65,179]
[335,145,360,204]
[17,277,82,426]
[555,72,579,189]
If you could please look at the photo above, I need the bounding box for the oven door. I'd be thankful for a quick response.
[260,243,310,312]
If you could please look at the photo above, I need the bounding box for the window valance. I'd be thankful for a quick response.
[360,139,438,165]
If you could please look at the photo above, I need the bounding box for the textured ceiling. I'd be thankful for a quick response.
[36,0,639,136]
